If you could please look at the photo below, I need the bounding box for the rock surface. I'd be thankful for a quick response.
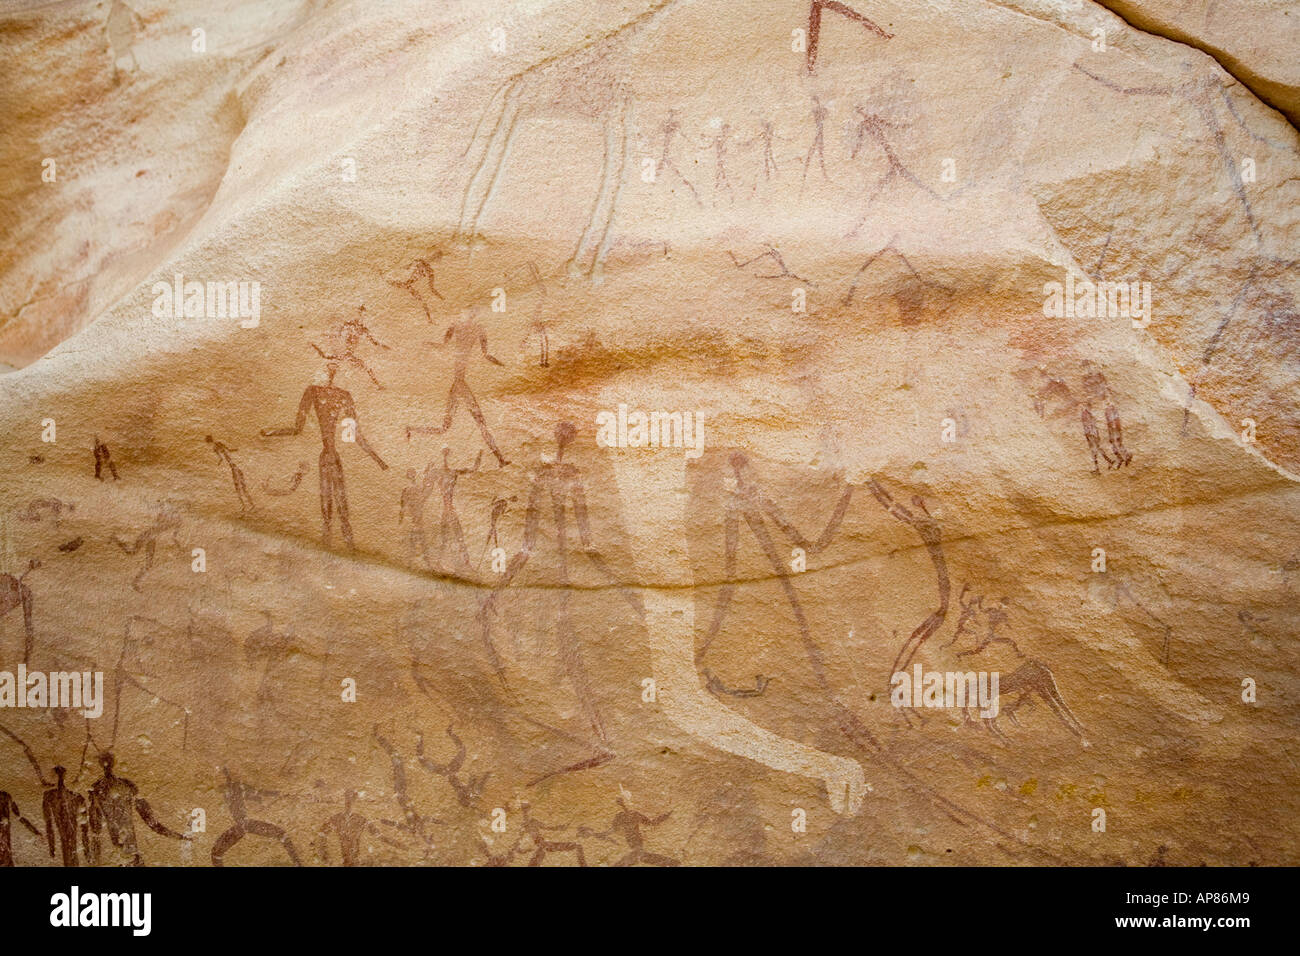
[0,0,1297,866]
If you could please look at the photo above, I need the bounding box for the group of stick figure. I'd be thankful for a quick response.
[240,297,518,557]
[0,734,189,867]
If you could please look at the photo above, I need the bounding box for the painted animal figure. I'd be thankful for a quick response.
[456,2,685,278]
[982,659,1089,747]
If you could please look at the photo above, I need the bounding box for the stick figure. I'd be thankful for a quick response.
[694,454,900,782]
[701,121,733,198]
[316,790,392,866]
[205,435,254,511]
[513,801,586,866]
[801,96,830,187]
[108,616,193,750]
[456,8,673,277]
[1081,404,1112,472]
[943,583,981,649]
[93,436,119,481]
[869,480,949,680]
[582,790,677,867]
[847,108,938,234]
[391,254,445,322]
[262,461,307,496]
[112,500,183,591]
[1103,404,1132,467]
[406,307,510,468]
[953,594,1016,660]
[1073,63,1260,243]
[87,751,189,865]
[656,109,701,205]
[312,306,390,390]
[211,767,301,866]
[1081,364,1132,469]
[398,463,438,565]
[696,452,851,669]
[262,361,388,552]
[743,119,780,182]
[1034,366,1133,472]
[372,729,444,858]
[431,448,482,574]
[839,235,952,309]
[416,725,489,809]
[477,422,639,774]
[243,612,311,713]
[727,244,815,285]
[511,261,549,367]
[0,790,42,867]
[43,765,90,866]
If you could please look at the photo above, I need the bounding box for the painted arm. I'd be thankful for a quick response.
[365,818,406,849]
[810,485,854,553]
[354,425,387,470]
[14,800,41,839]
[504,478,544,584]
[479,330,504,366]
[262,387,314,437]
[136,798,188,840]
[760,495,814,551]
[244,783,281,802]
[571,481,596,552]
[344,398,387,470]
[42,795,55,857]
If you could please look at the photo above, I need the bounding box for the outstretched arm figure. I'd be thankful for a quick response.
[869,481,950,677]
[136,798,188,840]
[479,329,504,366]
[262,388,314,437]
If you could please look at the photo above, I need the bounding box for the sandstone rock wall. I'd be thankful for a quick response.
[0,0,1296,866]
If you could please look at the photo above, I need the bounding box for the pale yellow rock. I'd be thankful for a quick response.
[0,0,1296,866]
[1096,0,1300,125]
